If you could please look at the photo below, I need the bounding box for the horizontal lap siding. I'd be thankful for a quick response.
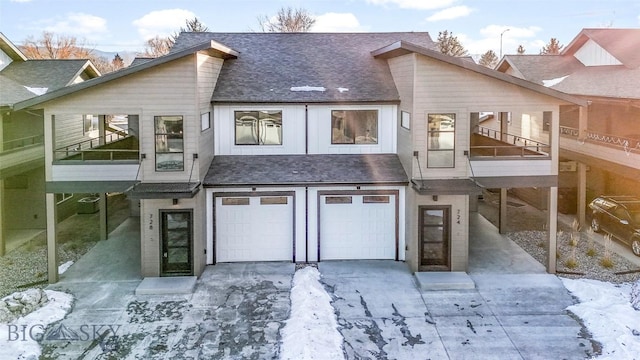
[197,54,223,181]
[43,56,199,183]
[388,54,415,177]
[413,56,565,179]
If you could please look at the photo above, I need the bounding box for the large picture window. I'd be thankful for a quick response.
[155,115,184,171]
[234,110,282,145]
[331,110,378,144]
[427,113,455,168]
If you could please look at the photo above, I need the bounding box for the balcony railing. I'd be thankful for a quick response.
[471,127,550,157]
[560,126,640,154]
[55,134,139,162]
[1,134,44,154]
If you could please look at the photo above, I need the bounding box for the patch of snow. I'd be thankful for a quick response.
[280,266,344,360]
[561,278,640,359]
[632,280,640,311]
[542,75,569,87]
[290,86,326,92]
[24,86,48,96]
[58,261,74,274]
[1,290,73,360]
[337,87,349,93]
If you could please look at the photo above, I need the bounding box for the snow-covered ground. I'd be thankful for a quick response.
[279,266,344,360]
[0,290,73,360]
[561,278,640,359]
[2,273,638,360]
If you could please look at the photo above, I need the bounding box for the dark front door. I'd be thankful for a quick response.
[419,206,451,271]
[161,210,193,276]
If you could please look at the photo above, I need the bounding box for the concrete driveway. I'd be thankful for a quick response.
[42,263,294,359]
[319,261,598,360]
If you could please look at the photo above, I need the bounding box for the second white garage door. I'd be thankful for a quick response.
[320,194,397,260]
[216,195,293,262]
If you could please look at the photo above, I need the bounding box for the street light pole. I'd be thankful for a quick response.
[500,28,510,58]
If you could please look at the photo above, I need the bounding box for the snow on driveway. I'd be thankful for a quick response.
[561,278,640,359]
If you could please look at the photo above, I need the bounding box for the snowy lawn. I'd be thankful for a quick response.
[280,266,344,360]
[0,290,73,360]
[561,278,640,359]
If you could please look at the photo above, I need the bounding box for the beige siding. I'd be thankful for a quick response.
[406,194,468,272]
[412,55,566,179]
[42,56,199,183]
[388,54,415,176]
[196,54,223,181]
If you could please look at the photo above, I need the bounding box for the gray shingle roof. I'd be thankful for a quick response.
[0,59,94,106]
[563,29,640,69]
[172,32,435,103]
[204,154,408,187]
[501,55,640,100]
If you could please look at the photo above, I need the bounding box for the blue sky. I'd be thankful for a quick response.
[1,0,639,56]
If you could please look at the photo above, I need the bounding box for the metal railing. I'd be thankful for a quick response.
[55,133,138,161]
[1,134,44,154]
[560,126,640,154]
[472,126,550,157]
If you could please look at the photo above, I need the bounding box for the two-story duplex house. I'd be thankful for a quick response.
[496,28,640,228]
[14,32,584,283]
[0,33,99,257]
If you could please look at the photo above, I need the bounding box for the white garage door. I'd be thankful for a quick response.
[320,194,396,260]
[216,195,293,262]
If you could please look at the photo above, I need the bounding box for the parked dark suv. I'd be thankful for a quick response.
[589,195,640,257]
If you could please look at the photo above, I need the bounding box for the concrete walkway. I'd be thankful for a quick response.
[320,261,596,360]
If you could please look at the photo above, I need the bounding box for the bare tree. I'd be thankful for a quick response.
[140,35,174,58]
[436,30,468,57]
[540,38,563,55]
[141,17,209,58]
[517,44,526,54]
[479,50,498,68]
[21,31,93,59]
[257,7,315,32]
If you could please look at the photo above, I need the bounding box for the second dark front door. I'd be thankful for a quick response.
[161,210,193,276]
[419,206,451,271]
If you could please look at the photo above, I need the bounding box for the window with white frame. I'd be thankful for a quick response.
[201,112,211,131]
[331,110,378,144]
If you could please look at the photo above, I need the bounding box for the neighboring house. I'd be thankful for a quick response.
[0,33,100,256]
[13,32,585,282]
[496,28,640,226]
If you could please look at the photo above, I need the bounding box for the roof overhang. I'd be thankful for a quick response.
[0,32,27,62]
[13,40,239,111]
[127,182,201,199]
[372,41,587,107]
[474,175,558,188]
[412,179,483,195]
[46,180,137,193]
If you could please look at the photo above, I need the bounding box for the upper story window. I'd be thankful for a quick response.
[427,113,455,168]
[331,110,378,144]
[83,115,99,135]
[155,116,184,171]
[235,110,282,145]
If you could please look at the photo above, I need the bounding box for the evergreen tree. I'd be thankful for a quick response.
[540,38,563,55]
[479,50,498,68]
[436,30,468,57]
[112,53,124,70]
[517,45,526,54]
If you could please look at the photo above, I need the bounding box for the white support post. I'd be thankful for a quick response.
[499,188,508,234]
[99,193,108,241]
[578,162,587,227]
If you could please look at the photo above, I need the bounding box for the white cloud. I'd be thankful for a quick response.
[312,13,367,32]
[133,9,196,40]
[426,6,472,21]
[366,0,457,10]
[44,13,108,39]
[460,25,543,56]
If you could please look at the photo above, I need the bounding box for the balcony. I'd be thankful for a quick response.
[54,133,139,163]
[559,126,640,169]
[0,134,45,170]
[471,127,550,158]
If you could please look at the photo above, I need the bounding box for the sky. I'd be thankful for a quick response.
[1,0,639,57]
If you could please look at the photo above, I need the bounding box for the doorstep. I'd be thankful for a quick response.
[135,276,197,295]
[415,271,475,290]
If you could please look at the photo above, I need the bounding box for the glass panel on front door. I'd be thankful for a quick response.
[161,210,192,276]
[419,207,450,270]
